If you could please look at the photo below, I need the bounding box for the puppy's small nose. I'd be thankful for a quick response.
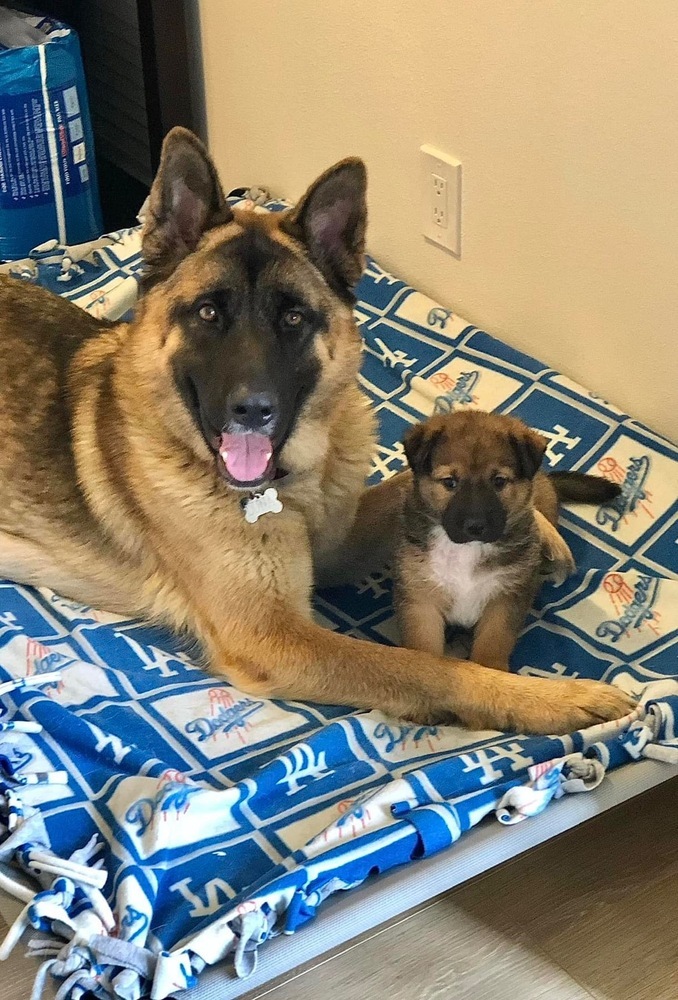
[463,518,487,540]
[225,388,278,432]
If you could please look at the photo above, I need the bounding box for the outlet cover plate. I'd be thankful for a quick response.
[421,144,462,256]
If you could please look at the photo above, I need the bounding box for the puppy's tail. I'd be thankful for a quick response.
[549,471,621,504]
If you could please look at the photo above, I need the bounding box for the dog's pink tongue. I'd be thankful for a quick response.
[219,432,273,483]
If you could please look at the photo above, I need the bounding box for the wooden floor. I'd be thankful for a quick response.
[1,778,676,1000]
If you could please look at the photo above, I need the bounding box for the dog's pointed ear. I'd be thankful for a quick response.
[281,158,367,298]
[142,128,231,276]
[509,430,548,480]
[403,424,443,476]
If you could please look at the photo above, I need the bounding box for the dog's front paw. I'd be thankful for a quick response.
[541,553,576,587]
[540,535,576,586]
[554,678,636,732]
[519,677,636,735]
[534,509,576,585]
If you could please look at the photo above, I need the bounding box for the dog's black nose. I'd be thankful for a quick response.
[463,518,487,540]
[225,388,278,432]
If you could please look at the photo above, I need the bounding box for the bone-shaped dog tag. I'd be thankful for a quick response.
[243,487,283,524]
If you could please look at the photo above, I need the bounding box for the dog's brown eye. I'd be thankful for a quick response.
[282,309,304,328]
[198,303,218,323]
[493,475,509,490]
[440,476,458,490]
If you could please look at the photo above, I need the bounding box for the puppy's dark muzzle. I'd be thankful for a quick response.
[460,517,500,542]
[442,483,507,544]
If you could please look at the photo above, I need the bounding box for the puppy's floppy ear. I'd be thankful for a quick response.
[142,127,231,278]
[280,158,367,299]
[509,429,548,480]
[403,424,443,476]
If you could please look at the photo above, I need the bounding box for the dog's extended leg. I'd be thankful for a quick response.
[314,471,412,587]
[206,608,632,734]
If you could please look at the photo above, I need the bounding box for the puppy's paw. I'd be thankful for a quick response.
[540,534,576,586]
[534,509,576,585]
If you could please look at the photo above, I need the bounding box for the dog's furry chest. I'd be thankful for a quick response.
[425,527,516,628]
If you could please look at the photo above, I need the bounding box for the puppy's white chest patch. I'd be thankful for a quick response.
[426,526,511,628]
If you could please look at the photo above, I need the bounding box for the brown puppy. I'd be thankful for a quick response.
[0,128,633,734]
[395,410,620,670]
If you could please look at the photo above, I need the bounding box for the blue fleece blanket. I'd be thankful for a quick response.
[0,202,676,1000]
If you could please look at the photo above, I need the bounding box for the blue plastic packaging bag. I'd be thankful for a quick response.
[0,10,102,260]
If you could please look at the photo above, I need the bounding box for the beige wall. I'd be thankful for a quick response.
[196,0,678,442]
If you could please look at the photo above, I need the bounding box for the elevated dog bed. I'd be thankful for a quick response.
[0,201,676,1000]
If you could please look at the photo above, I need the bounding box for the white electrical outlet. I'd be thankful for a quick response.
[421,145,461,256]
[432,173,447,228]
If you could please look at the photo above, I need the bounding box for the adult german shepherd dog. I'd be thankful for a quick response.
[0,129,632,733]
